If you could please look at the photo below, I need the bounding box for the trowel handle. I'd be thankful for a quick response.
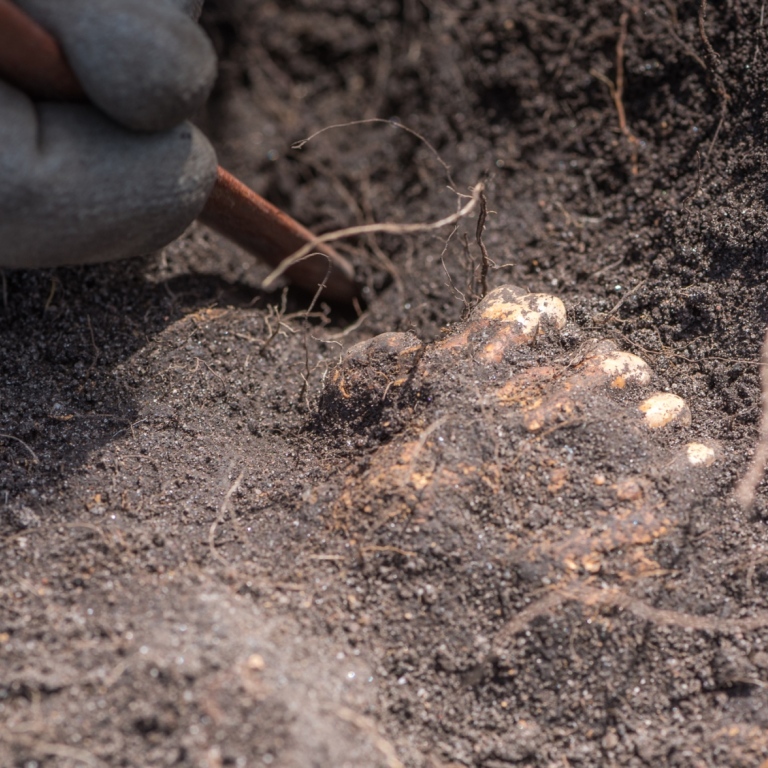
[0,0,360,303]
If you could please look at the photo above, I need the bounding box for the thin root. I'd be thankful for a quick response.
[735,327,768,509]
[493,580,768,654]
[591,11,639,174]
[0,433,39,463]
[262,184,484,291]
[208,472,245,564]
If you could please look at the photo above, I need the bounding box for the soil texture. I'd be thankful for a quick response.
[5,1,768,766]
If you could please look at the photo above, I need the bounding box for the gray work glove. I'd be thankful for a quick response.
[0,0,218,268]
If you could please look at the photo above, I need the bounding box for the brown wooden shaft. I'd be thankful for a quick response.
[199,168,357,302]
[0,0,360,302]
[0,0,84,100]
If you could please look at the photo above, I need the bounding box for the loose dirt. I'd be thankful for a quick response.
[4,1,768,766]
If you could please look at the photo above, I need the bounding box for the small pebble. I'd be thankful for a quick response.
[582,554,602,574]
[615,478,644,501]
[685,442,716,467]
[3,505,41,530]
[246,653,266,671]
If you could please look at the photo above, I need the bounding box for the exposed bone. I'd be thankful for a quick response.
[638,392,691,429]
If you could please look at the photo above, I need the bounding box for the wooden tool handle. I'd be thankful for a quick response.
[0,0,359,302]
[199,168,356,297]
[0,0,83,99]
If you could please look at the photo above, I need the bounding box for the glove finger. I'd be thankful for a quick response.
[167,0,206,21]
[14,0,216,132]
[0,81,217,268]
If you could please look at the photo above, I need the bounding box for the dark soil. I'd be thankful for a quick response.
[5,1,768,765]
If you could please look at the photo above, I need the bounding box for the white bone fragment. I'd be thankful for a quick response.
[597,351,652,387]
[478,290,566,341]
[685,442,717,467]
[639,392,691,429]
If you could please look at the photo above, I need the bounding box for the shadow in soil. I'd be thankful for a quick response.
[0,255,329,515]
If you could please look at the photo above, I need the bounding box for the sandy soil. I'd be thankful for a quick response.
[5,1,768,766]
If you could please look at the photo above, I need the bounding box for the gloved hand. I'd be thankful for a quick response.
[0,0,218,268]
